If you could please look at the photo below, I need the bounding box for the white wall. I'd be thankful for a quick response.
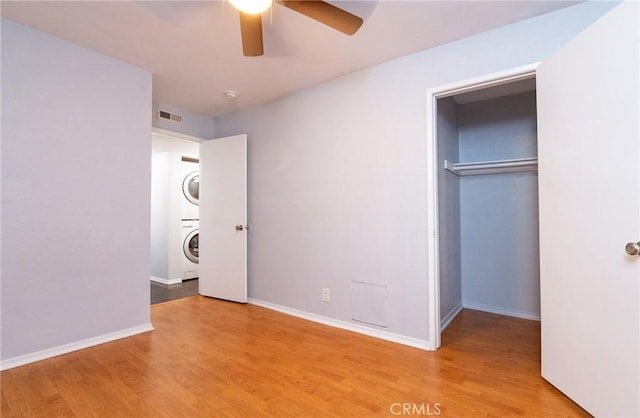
[151,153,171,281]
[152,132,200,156]
[150,152,187,283]
[1,18,153,364]
[214,2,615,343]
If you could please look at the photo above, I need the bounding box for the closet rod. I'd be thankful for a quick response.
[444,157,538,176]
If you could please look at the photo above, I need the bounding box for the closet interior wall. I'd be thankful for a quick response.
[438,89,540,328]
[437,97,463,326]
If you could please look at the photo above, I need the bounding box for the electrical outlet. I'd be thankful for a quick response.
[322,288,330,302]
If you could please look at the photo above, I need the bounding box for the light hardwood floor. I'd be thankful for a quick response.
[1,297,588,417]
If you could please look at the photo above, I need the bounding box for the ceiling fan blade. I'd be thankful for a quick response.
[239,12,264,57]
[280,1,363,35]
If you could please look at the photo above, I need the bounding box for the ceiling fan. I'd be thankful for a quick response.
[229,0,364,56]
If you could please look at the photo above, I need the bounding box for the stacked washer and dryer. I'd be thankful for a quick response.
[150,152,200,284]
[180,158,200,280]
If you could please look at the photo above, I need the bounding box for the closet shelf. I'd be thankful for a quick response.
[444,157,538,176]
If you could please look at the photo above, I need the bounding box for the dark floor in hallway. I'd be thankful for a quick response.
[150,278,199,305]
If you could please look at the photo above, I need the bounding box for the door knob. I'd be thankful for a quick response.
[235,225,249,231]
[625,241,640,256]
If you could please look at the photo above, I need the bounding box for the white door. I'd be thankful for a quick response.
[199,134,248,303]
[537,3,639,416]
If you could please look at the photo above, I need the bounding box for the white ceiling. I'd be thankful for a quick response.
[1,1,580,117]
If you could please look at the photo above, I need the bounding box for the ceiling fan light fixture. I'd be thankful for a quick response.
[229,0,272,15]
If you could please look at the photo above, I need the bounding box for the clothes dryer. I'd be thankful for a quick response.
[180,157,199,220]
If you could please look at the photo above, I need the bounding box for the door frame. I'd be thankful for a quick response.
[425,62,540,350]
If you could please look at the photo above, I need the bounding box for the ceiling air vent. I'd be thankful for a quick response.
[157,109,183,123]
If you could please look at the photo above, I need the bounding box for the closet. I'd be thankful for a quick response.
[437,79,540,329]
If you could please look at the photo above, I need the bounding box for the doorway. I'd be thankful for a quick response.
[426,64,540,350]
[150,129,202,304]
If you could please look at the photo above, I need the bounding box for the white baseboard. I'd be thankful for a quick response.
[440,303,463,331]
[463,302,541,321]
[248,298,431,351]
[0,323,154,371]
[150,276,182,285]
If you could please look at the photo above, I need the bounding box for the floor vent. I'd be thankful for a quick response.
[157,109,183,123]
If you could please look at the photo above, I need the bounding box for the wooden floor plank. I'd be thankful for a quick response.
[1,297,588,417]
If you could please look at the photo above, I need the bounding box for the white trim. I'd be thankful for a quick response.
[425,63,540,351]
[150,275,182,285]
[425,86,441,351]
[463,303,541,321]
[248,298,431,351]
[0,323,154,371]
[151,127,203,143]
[440,303,463,331]
[428,63,540,100]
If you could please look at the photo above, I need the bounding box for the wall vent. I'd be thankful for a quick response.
[351,281,389,328]
[157,109,183,123]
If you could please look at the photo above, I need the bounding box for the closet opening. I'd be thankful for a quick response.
[426,65,540,350]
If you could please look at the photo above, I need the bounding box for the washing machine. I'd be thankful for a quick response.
[180,157,200,220]
[181,219,199,280]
